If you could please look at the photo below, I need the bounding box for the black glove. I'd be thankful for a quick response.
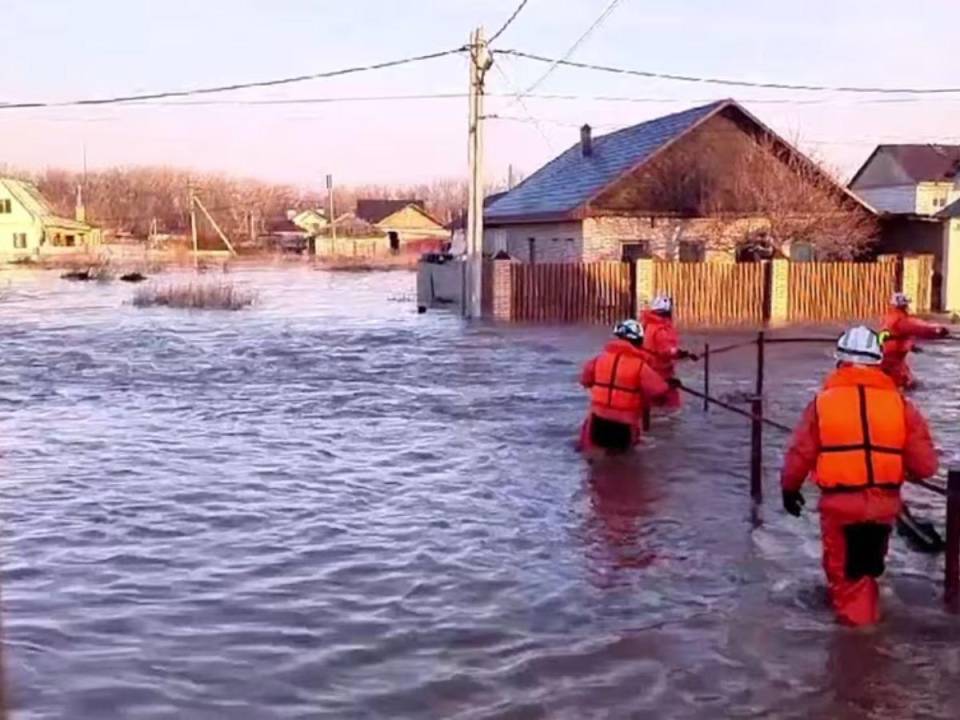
[937,326,950,338]
[782,489,805,517]
[679,350,700,362]
[667,377,683,389]
[913,346,924,354]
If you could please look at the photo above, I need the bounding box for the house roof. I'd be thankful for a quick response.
[0,177,96,231]
[265,218,304,233]
[849,145,960,189]
[939,197,960,219]
[356,199,425,224]
[486,99,872,224]
[485,101,730,223]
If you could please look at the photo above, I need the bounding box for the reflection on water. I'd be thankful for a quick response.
[1,267,959,719]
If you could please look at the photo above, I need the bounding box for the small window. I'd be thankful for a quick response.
[12,233,27,249]
[0,199,11,213]
[527,237,536,264]
[566,237,574,243]
[678,240,705,263]
[552,237,559,243]
[65,234,76,247]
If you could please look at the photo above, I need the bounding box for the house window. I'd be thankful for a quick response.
[791,242,815,262]
[12,233,27,249]
[678,240,705,263]
[65,234,76,247]
[622,241,652,262]
[0,199,11,213]
[527,237,536,264]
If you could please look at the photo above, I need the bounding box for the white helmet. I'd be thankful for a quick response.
[650,295,673,315]
[835,325,883,366]
[891,292,911,308]
[613,318,644,343]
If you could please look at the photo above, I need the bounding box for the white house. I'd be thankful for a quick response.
[0,177,100,260]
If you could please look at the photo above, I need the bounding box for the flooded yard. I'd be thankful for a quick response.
[1,267,959,719]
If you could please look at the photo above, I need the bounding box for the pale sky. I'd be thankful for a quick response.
[2,0,959,191]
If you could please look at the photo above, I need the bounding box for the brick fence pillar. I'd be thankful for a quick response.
[769,258,790,325]
[490,260,514,320]
[902,256,921,309]
[634,259,655,314]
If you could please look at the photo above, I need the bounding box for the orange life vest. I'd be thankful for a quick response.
[881,308,912,358]
[814,367,906,493]
[590,350,649,414]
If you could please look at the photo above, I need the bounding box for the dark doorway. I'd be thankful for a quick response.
[388,231,400,254]
[527,237,536,264]
[621,241,652,262]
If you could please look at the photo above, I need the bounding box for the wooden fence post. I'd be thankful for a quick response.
[703,342,710,413]
[946,467,960,612]
[902,256,921,308]
[750,331,765,511]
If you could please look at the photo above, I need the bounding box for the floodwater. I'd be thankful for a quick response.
[2,266,959,719]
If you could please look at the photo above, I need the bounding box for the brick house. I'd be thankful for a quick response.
[484,99,873,264]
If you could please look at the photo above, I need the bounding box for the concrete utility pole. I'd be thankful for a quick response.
[465,26,491,319]
[327,173,337,242]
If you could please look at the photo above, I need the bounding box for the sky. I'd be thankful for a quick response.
[1,0,959,191]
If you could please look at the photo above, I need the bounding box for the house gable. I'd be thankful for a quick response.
[849,147,916,189]
[376,204,444,231]
[586,104,869,219]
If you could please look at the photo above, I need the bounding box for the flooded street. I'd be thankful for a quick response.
[2,267,959,719]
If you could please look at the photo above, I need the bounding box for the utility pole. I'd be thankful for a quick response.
[465,26,491,319]
[188,183,199,269]
[508,163,515,190]
[327,173,337,242]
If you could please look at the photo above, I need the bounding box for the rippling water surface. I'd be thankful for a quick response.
[2,267,960,719]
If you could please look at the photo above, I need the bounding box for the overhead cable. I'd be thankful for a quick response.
[521,0,626,96]
[489,0,532,44]
[0,48,465,110]
[500,49,960,95]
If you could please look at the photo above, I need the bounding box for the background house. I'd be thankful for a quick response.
[0,177,100,260]
[848,145,960,311]
[292,209,328,235]
[484,100,875,265]
[355,199,447,252]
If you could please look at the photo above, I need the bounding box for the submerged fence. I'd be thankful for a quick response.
[486,255,932,326]
[509,262,632,324]
[652,261,766,327]
[788,261,896,324]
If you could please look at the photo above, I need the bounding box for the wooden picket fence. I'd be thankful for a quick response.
[489,255,930,326]
[652,262,766,327]
[510,262,631,323]
[788,261,897,323]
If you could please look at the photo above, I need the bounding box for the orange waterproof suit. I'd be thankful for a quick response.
[641,310,682,408]
[579,339,669,453]
[880,307,946,388]
[781,365,938,626]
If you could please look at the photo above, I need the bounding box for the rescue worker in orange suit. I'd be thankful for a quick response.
[781,326,939,626]
[641,295,698,408]
[579,319,672,455]
[880,292,949,389]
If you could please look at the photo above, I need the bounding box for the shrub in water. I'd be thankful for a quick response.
[133,281,257,310]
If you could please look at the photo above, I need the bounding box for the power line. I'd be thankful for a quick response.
[491,61,556,151]
[0,48,465,110]
[521,0,626,96]
[499,48,960,95]
[489,0,532,45]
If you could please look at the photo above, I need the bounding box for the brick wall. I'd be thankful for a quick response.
[583,216,767,262]
[483,222,583,262]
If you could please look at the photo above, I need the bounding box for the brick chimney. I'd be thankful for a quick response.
[580,124,593,157]
[75,184,86,223]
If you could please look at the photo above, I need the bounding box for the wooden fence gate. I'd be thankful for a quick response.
[651,262,766,327]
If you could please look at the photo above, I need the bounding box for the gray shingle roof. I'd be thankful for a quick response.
[485,100,728,223]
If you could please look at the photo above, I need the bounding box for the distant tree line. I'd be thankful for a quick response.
[15,167,516,242]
